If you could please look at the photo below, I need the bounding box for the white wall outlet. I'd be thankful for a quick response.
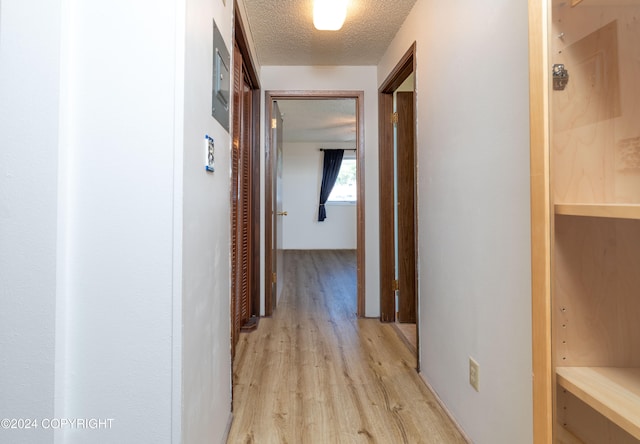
[469,357,479,392]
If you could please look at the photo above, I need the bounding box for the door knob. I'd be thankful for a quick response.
[277,211,288,216]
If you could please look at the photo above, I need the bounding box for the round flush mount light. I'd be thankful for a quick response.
[313,0,348,31]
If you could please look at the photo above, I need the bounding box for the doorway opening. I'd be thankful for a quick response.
[378,43,419,365]
[265,91,365,318]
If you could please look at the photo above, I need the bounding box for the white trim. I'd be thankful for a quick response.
[418,372,472,443]
[55,1,71,441]
[220,413,233,444]
[171,0,186,440]
[326,200,356,206]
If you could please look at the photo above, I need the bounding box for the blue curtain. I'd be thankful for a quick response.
[318,149,344,221]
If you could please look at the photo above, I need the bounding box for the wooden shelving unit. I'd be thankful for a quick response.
[556,367,640,440]
[529,1,640,442]
[551,0,640,437]
[555,204,640,220]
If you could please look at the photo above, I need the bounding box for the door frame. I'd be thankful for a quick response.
[378,43,417,323]
[264,90,366,317]
[230,0,260,410]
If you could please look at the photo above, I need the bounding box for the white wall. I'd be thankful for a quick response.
[377,1,533,443]
[59,0,178,442]
[181,0,235,442]
[260,66,380,316]
[1,0,248,442]
[283,142,357,250]
[0,1,61,442]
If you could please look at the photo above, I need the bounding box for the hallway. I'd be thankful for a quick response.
[228,250,467,443]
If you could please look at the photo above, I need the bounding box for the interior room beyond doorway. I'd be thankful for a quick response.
[264,91,366,318]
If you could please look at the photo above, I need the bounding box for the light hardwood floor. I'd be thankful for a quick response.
[393,322,417,356]
[228,250,467,444]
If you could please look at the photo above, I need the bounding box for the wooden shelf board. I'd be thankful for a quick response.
[556,367,640,439]
[555,204,640,220]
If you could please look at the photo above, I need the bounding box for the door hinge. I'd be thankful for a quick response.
[271,118,277,129]
[272,272,277,284]
[392,279,399,291]
[392,112,399,125]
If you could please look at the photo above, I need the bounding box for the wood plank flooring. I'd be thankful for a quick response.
[393,323,417,356]
[227,250,467,444]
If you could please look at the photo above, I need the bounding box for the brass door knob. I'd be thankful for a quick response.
[277,211,288,216]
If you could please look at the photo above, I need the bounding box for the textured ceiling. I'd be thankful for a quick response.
[276,99,357,143]
[241,0,418,66]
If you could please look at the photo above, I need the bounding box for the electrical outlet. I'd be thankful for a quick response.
[469,357,479,392]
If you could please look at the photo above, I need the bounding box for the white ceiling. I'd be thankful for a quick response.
[276,99,357,143]
[240,0,418,66]
[241,0,417,143]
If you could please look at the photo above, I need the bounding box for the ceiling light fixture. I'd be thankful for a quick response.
[313,0,348,31]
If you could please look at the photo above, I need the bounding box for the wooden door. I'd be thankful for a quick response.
[396,91,416,323]
[378,92,396,322]
[275,105,285,305]
[270,101,284,311]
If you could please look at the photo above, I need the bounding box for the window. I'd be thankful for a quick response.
[327,157,357,203]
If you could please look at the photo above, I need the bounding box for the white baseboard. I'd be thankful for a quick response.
[418,371,473,443]
[220,412,233,444]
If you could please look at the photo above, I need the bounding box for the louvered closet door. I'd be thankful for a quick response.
[239,80,252,324]
[231,42,242,356]
[231,42,253,357]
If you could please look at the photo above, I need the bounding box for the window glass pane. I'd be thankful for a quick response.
[328,158,357,202]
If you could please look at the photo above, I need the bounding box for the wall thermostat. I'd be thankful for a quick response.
[205,135,215,172]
